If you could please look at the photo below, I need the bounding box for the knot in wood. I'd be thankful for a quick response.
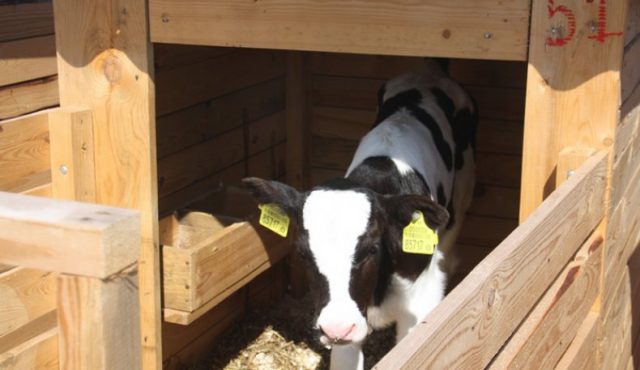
[103,55,122,83]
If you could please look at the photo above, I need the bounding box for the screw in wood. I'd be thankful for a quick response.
[59,165,69,175]
[483,32,493,39]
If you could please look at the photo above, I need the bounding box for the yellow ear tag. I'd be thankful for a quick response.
[258,203,290,238]
[402,211,438,255]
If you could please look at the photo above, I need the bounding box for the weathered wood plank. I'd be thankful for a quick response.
[0,192,139,278]
[0,325,57,370]
[150,0,530,60]
[0,267,55,338]
[0,76,58,120]
[156,78,285,159]
[0,2,54,43]
[373,151,607,369]
[489,231,603,369]
[0,35,57,87]
[162,289,244,362]
[309,53,527,88]
[554,312,600,370]
[0,111,51,193]
[156,49,284,116]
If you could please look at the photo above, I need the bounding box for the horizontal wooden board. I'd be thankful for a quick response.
[247,142,287,181]
[468,184,520,219]
[309,53,527,89]
[457,214,517,248]
[150,0,530,60]
[311,75,525,122]
[0,2,54,43]
[158,128,245,198]
[0,310,55,354]
[0,192,140,278]
[0,267,55,338]
[0,111,51,193]
[0,35,56,87]
[311,107,523,155]
[489,231,602,369]
[164,301,244,369]
[162,288,244,361]
[155,49,285,116]
[153,44,230,72]
[0,325,57,370]
[310,137,522,188]
[373,152,607,369]
[0,76,58,120]
[157,78,285,159]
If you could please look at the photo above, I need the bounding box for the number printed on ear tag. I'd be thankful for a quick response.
[258,203,290,237]
[402,211,438,255]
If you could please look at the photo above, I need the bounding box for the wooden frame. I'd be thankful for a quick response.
[149,0,530,61]
[0,0,638,368]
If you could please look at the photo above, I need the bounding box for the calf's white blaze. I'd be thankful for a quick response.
[303,190,372,343]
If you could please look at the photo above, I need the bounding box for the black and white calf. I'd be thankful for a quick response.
[243,59,477,370]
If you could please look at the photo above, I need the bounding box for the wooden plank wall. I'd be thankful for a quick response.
[153,44,289,368]
[306,53,526,282]
[601,1,640,367]
[0,2,58,121]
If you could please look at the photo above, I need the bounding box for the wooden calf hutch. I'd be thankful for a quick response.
[0,0,639,369]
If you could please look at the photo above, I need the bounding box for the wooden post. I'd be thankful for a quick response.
[52,1,161,368]
[520,0,627,221]
[0,192,141,370]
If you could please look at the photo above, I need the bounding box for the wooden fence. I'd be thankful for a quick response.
[374,151,607,369]
[0,192,141,370]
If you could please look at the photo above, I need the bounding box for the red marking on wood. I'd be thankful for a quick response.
[547,0,576,47]
[587,0,623,43]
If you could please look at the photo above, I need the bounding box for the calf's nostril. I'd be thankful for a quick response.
[319,323,357,342]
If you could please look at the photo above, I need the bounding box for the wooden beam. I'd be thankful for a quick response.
[0,35,57,87]
[373,151,607,369]
[53,0,161,367]
[519,0,627,221]
[149,0,530,61]
[0,192,139,278]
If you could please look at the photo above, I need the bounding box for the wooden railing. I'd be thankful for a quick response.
[374,151,608,369]
[0,191,141,370]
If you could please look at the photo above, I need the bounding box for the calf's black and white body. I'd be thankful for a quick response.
[243,60,477,370]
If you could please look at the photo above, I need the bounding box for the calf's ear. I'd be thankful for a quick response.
[382,194,449,230]
[241,177,304,217]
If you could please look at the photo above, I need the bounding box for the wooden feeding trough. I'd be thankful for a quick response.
[0,0,639,369]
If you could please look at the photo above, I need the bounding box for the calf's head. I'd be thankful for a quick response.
[242,177,448,346]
